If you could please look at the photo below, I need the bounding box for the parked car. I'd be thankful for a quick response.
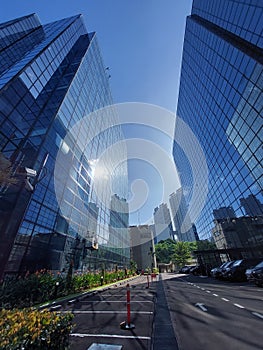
[224,258,263,282]
[211,262,229,278]
[179,265,195,273]
[218,260,236,280]
[190,265,203,276]
[250,260,263,287]
[245,267,254,282]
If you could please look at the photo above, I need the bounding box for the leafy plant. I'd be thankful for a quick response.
[0,308,74,349]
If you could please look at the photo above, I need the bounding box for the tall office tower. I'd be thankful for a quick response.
[153,203,174,243]
[240,194,263,217]
[109,194,130,268]
[174,0,263,242]
[169,188,196,242]
[0,14,129,278]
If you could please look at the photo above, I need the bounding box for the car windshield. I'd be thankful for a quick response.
[224,261,233,268]
[254,261,263,268]
[233,260,242,266]
[220,262,228,268]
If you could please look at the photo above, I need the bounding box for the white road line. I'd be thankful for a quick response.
[195,303,207,312]
[196,286,200,288]
[100,294,128,297]
[201,288,205,291]
[81,300,153,303]
[65,310,153,314]
[206,290,211,293]
[213,294,218,297]
[50,305,62,310]
[71,333,151,340]
[41,303,50,307]
[252,312,263,319]
[221,298,229,302]
[233,303,245,309]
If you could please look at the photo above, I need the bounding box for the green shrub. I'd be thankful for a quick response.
[0,308,74,349]
[0,269,134,309]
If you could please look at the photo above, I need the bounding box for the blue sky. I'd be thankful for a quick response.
[0,0,193,225]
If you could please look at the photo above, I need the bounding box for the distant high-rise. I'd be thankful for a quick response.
[0,14,129,278]
[169,188,196,242]
[153,203,174,243]
[240,195,263,217]
[174,0,263,241]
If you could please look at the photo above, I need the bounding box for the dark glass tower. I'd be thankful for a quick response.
[174,1,263,244]
[0,14,129,278]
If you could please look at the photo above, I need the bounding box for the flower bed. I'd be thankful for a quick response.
[0,269,134,309]
[0,308,74,349]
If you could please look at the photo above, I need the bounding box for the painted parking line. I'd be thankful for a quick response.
[66,310,153,314]
[233,303,245,309]
[252,312,263,320]
[221,298,229,302]
[81,300,153,303]
[213,294,218,297]
[71,333,151,340]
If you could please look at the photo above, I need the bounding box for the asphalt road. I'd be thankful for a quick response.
[53,273,263,350]
[62,275,157,350]
[162,272,263,350]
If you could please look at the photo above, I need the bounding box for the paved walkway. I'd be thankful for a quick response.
[153,274,179,350]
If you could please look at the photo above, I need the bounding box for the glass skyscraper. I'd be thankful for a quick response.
[174,1,263,246]
[0,14,129,278]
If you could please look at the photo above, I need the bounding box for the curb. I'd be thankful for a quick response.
[38,275,140,311]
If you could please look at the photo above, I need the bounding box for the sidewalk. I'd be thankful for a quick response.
[152,273,179,350]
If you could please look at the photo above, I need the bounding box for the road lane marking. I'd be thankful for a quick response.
[201,288,205,291]
[82,300,153,303]
[213,294,218,297]
[252,312,263,319]
[233,303,245,309]
[221,298,229,302]
[100,294,129,297]
[195,303,207,312]
[65,310,153,314]
[206,290,211,293]
[71,333,151,340]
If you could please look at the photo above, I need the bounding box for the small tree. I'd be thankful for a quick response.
[172,241,191,267]
[130,260,137,273]
[66,260,74,290]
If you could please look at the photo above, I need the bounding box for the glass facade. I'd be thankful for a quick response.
[0,14,129,278]
[174,0,263,247]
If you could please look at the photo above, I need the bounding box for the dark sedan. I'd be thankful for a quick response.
[224,258,263,282]
[211,262,229,279]
[250,260,263,287]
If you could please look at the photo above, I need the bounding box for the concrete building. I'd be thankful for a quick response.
[129,225,157,271]
[213,206,236,220]
[212,216,263,251]
[240,195,263,217]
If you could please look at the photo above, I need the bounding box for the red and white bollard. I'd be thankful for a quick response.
[146,273,150,288]
[120,283,135,329]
